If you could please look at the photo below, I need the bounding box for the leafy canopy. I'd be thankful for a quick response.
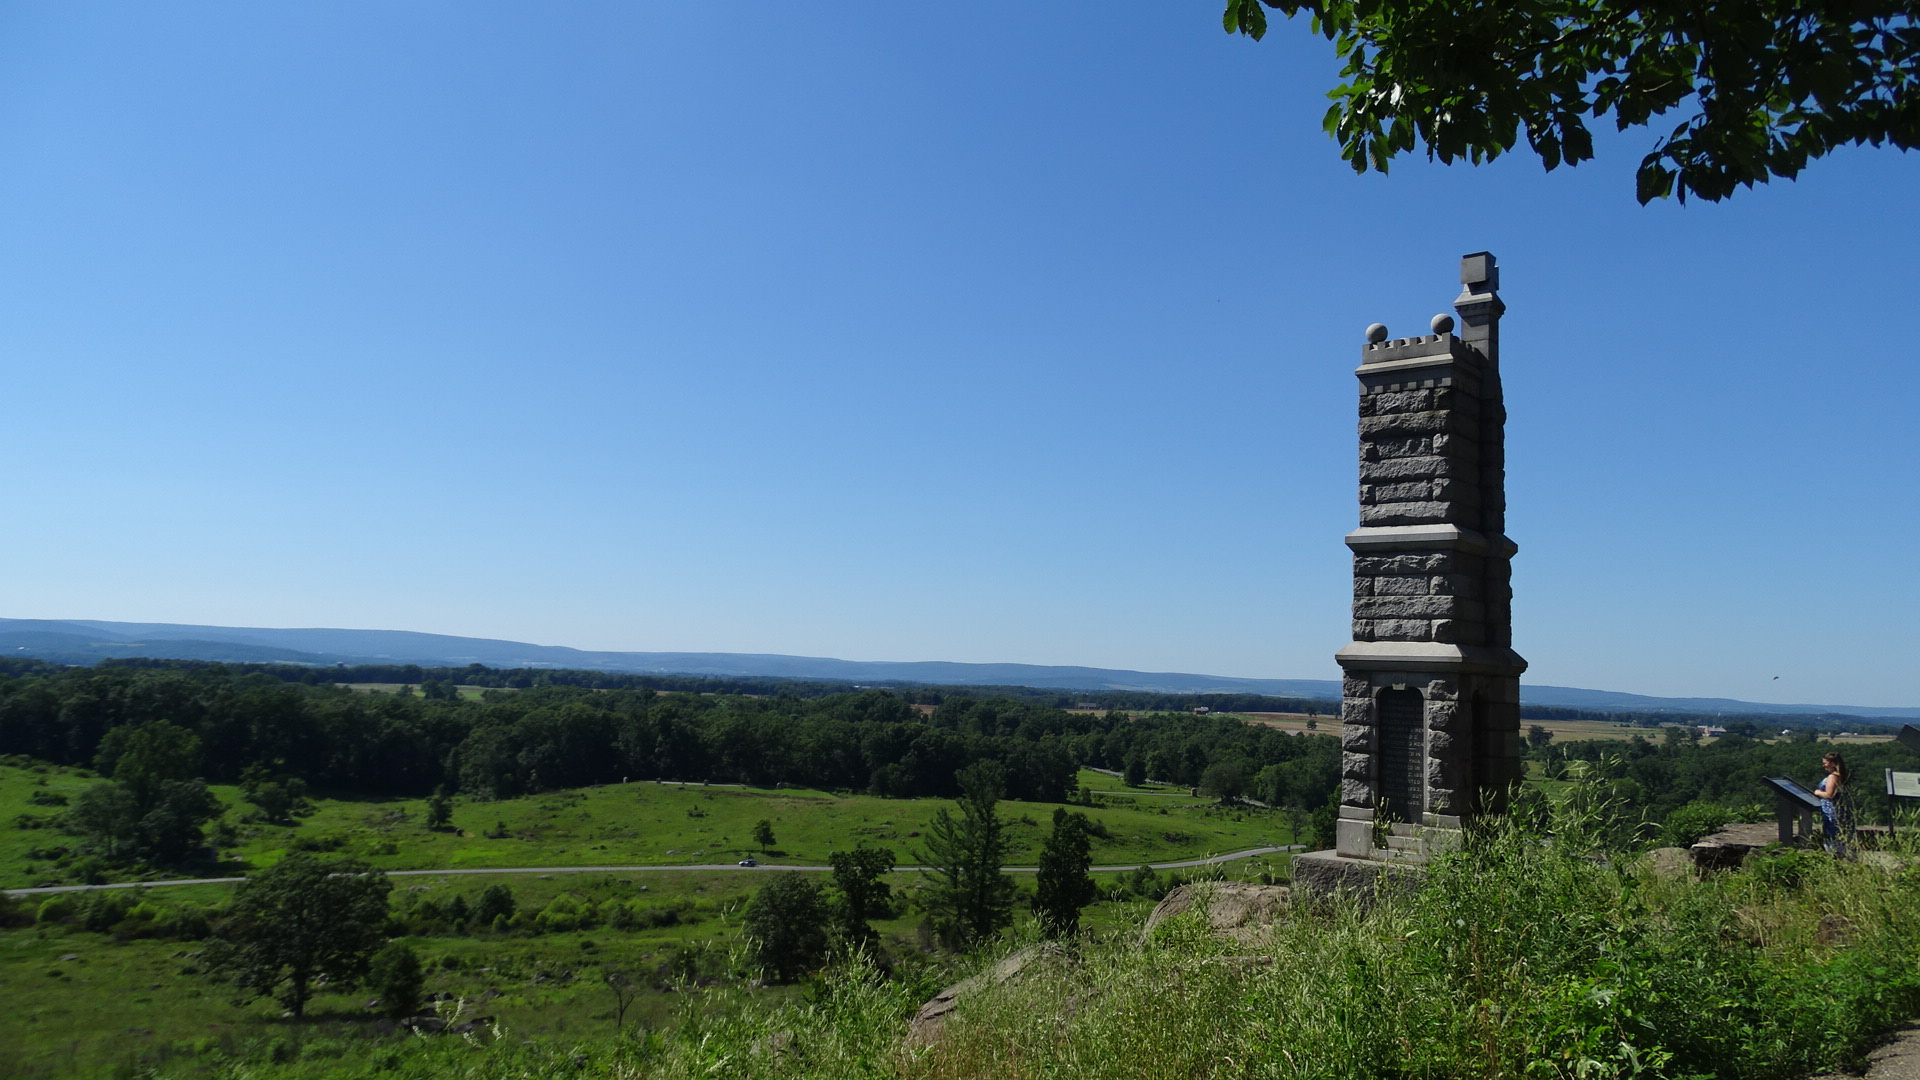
[742,874,831,982]
[205,853,393,1019]
[1224,0,1920,202]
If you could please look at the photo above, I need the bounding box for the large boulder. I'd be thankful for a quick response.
[1140,882,1290,946]
[1689,823,1781,871]
[908,943,1065,1046]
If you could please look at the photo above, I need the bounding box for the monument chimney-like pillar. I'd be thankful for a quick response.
[1330,252,1526,864]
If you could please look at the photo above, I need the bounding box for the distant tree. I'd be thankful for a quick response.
[827,843,895,945]
[752,818,776,850]
[603,967,642,1028]
[240,763,311,824]
[1309,802,1338,851]
[367,941,424,1019]
[425,785,453,830]
[473,883,516,927]
[96,721,200,809]
[919,761,1016,949]
[1122,758,1147,787]
[1198,761,1248,800]
[742,874,830,982]
[205,853,392,1019]
[1527,725,1556,753]
[70,721,219,865]
[1033,808,1097,938]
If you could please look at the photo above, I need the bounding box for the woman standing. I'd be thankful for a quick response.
[1812,751,1855,856]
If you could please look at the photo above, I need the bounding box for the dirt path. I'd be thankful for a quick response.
[1813,1023,1920,1080]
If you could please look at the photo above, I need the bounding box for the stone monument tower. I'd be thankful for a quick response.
[1309,252,1527,879]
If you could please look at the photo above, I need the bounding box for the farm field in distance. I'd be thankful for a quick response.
[1230,711,1897,746]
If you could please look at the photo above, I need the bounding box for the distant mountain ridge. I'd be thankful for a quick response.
[3,617,1914,719]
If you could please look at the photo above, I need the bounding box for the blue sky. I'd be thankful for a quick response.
[2,4,1914,708]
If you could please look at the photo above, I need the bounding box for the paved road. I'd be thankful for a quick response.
[2,846,1302,896]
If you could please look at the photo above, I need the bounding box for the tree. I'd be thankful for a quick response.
[1527,724,1556,753]
[1122,758,1147,787]
[1199,760,1248,800]
[1033,808,1098,938]
[741,874,830,982]
[367,941,424,1019]
[473,883,516,927]
[240,763,311,825]
[752,818,776,850]
[96,721,201,809]
[70,721,219,865]
[425,785,453,831]
[603,967,643,1028]
[205,853,393,1019]
[919,761,1016,950]
[827,843,895,945]
[1223,0,1920,203]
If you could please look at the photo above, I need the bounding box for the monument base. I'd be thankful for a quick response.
[1288,849,1423,907]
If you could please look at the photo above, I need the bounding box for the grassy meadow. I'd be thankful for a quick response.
[9,807,1916,1080]
[1,763,1287,891]
[0,755,1298,1078]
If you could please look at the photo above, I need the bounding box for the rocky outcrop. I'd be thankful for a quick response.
[907,943,1065,1046]
[1140,882,1290,946]
[1689,823,1782,871]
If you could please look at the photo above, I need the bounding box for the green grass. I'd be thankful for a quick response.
[0,760,111,888]
[1072,769,1190,797]
[26,815,1917,1080]
[4,763,1292,892]
[0,860,1221,1078]
[216,780,1289,879]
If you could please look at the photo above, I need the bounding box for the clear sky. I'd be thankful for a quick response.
[2,4,1914,709]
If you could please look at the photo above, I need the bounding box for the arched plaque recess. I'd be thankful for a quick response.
[1376,688,1424,823]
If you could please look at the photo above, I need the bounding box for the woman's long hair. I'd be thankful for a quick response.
[1823,752,1851,785]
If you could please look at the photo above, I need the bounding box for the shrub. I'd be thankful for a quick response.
[36,894,77,925]
[535,894,592,934]
[1658,800,1735,847]
[80,890,133,933]
[367,942,425,1018]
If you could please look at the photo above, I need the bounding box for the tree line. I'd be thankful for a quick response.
[1533,725,1920,837]
[1,660,1340,867]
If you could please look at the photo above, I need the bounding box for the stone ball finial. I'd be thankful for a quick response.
[1365,323,1388,344]
[1430,314,1455,334]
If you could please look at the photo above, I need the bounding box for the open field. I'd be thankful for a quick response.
[1228,711,1900,746]
[2,763,1292,889]
[336,682,493,700]
[214,780,1285,880]
[0,844,1290,1078]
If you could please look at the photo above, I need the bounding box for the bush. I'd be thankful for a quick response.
[535,894,593,934]
[473,884,516,926]
[36,894,77,925]
[80,890,133,933]
[367,942,425,1019]
[1658,800,1735,847]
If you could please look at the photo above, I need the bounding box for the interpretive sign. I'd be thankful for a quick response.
[1764,775,1822,845]
[1889,771,1920,800]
